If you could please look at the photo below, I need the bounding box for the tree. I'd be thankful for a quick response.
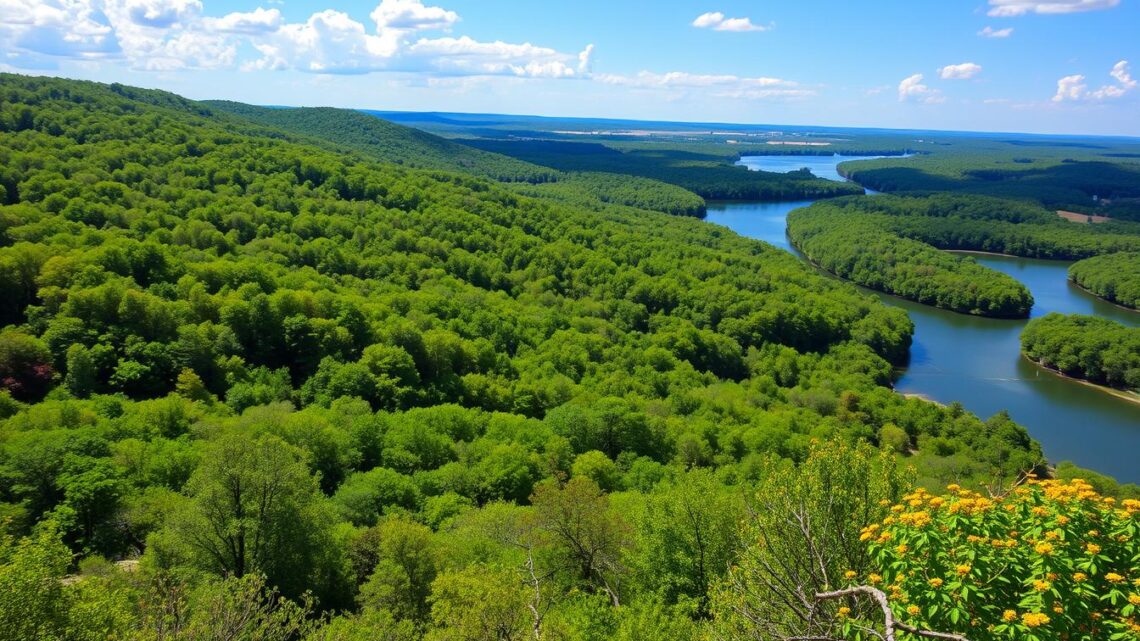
[0,329,54,400]
[709,440,910,641]
[169,433,345,603]
[64,344,98,399]
[626,469,743,616]
[530,477,631,606]
[138,573,318,641]
[0,527,71,641]
[426,565,529,641]
[571,451,621,492]
[357,517,438,623]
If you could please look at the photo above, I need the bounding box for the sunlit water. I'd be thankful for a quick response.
[705,155,1140,482]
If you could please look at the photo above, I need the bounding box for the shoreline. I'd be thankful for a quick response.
[788,239,1031,320]
[1022,354,1140,407]
[1068,279,1140,314]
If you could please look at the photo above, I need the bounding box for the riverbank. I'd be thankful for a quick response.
[1022,354,1140,407]
[719,156,1140,483]
[788,238,1032,320]
[1069,279,1140,314]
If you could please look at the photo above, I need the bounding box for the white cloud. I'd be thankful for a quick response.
[939,62,982,80]
[0,0,121,59]
[1109,59,1136,88]
[370,0,457,32]
[596,70,812,99]
[577,43,593,73]
[898,73,944,103]
[1053,60,1135,101]
[978,26,1014,38]
[0,0,589,79]
[406,36,581,77]
[1052,74,1087,101]
[204,8,282,35]
[119,0,203,28]
[987,0,1119,16]
[691,11,769,32]
[251,10,400,73]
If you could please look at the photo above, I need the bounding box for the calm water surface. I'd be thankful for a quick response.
[708,155,1140,482]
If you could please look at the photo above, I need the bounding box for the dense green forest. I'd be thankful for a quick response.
[508,172,706,217]
[839,142,1140,220]
[826,192,1140,259]
[1068,252,1140,309]
[205,101,558,183]
[0,74,1068,641]
[1020,313,1140,391]
[208,102,707,218]
[787,198,1035,317]
[459,139,865,201]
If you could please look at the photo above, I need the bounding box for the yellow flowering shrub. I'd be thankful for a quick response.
[849,479,1140,641]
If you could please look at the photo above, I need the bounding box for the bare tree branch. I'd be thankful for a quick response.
[815,586,972,641]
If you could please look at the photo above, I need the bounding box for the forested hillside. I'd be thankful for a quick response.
[785,192,1140,316]
[839,144,1140,220]
[1021,313,1140,391]
[787,199,1035,317]
[460,138,865,201]
[205,101,557,183]
[1069,252,1140,309]
[208,101,708,217]
[0,74,1106,641]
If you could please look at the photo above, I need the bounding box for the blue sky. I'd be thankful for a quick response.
[3,0,1138,135]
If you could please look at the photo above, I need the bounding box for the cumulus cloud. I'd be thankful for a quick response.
[898,73,944,103]
[1052,74,1087,101]
[1053,60,1135,101]
[596,71,812,99]
[577,43,593,73]
[204,8,282,35]
[0,0,589,79]
[978,26,1014,38]
[939,62,982,80]
[692,11,770,32]
[370,0,457,31]
[0,0,121,60]
[987,0,1119,16]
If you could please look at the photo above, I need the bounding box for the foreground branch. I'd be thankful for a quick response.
[815,586,972,641]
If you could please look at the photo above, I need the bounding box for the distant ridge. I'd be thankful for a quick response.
[205,101,557,183]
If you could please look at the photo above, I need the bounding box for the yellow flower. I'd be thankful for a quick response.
[955,564,971,576]
[929,578,943,588]
[1021,612,1050,628]
[1034,542,1054,555]
[1033,579,1051,592]
[1001,610,1017,622]
[837,607,851,618]
[1052,605,1063,614]
[844,570,857,580]
[947,484,961,492]
[1056,515,1070,524]
[1130,594,1140,606]
[868,573,882,585]
[907,605,920,616]
[1106,572,1124,583]
[1073,572,1087,582]
[896,544,909,555]
[1086,543,1101,555]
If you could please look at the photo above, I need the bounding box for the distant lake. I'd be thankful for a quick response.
[736,153,901,182]
[708,154,1140,483]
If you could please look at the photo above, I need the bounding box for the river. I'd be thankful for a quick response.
[705,154,1140,482]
